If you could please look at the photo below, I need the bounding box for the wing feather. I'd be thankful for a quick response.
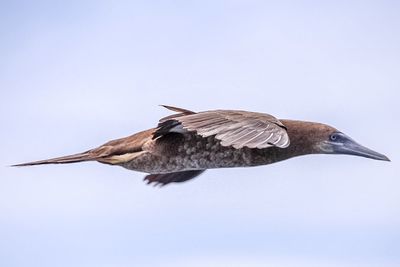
[158,108,290,149]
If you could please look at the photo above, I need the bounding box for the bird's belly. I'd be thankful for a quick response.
[120,134,262,173]
[121,150,249,173]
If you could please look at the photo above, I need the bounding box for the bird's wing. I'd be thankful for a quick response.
[144,170,205,186]
[158,105,196,122]
[157,108,290,149]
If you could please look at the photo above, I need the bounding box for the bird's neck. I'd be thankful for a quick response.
[279,119,322,156]
[250,120,324,165]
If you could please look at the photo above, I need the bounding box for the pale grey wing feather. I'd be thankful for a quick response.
[173,110,290,149]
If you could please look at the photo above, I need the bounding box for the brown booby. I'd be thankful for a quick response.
[13,105,390,186]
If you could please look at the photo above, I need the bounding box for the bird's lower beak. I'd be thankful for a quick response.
[332,139,390,161]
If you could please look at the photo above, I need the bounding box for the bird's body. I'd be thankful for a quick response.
[13,105,390,185]
[108,121,328,173]
[120,130,276,173]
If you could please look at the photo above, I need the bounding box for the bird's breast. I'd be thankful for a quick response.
[120,133,273,173]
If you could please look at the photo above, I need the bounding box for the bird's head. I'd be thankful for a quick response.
[316,129,390,161]
[282,120,390,161]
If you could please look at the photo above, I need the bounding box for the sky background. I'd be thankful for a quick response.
[1,0,399,266]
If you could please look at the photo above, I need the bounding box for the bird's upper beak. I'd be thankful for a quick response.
[323,134,390,161]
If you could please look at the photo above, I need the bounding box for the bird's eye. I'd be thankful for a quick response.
[330,133,338,141]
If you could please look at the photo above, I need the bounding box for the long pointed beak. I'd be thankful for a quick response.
[332,137,390,161]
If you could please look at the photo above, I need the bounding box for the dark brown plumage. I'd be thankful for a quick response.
[13,105,390,186]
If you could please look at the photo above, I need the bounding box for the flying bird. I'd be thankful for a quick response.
[13,105,390,186]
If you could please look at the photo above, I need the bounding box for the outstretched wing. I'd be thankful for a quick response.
[157,107,290,149]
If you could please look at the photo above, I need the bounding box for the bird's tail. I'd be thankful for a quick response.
[11,151,95,167]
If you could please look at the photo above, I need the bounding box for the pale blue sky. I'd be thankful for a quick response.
[1,1,399,266]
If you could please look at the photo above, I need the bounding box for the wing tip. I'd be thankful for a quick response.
[159,105,195,114]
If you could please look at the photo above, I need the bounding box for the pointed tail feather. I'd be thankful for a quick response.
[11,151,95,167]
